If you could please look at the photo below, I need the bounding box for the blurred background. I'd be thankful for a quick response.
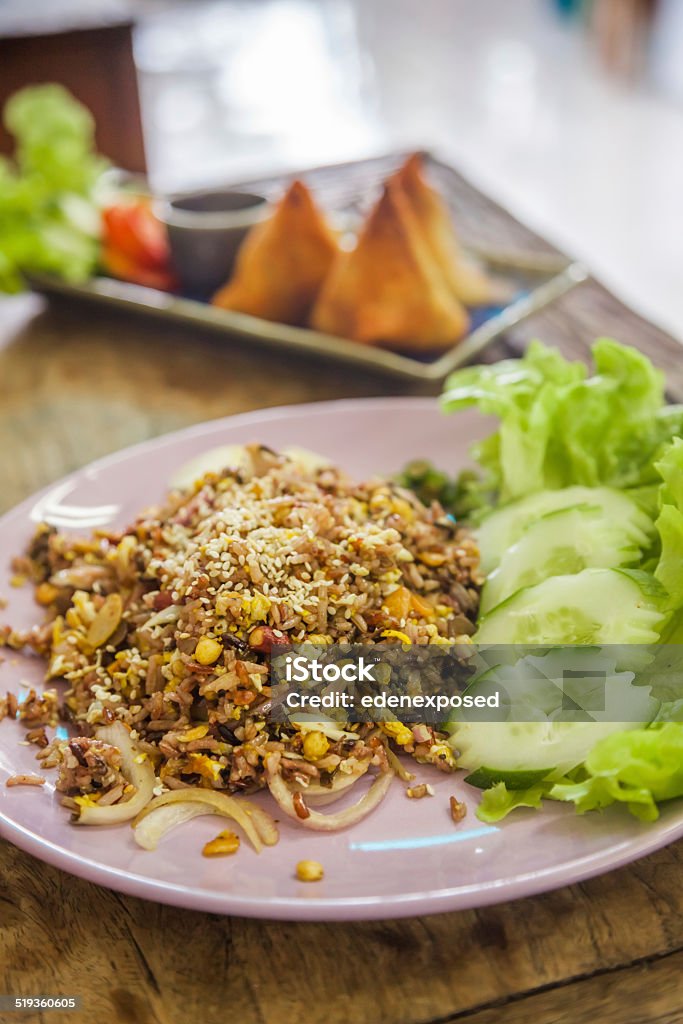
[1,0,683,336]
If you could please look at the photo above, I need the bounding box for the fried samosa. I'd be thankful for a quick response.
[212,179,339,325]
[394,153,498,307]
[311,180,469,350]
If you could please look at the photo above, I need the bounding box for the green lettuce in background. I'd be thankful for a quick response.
[0,84,108,292]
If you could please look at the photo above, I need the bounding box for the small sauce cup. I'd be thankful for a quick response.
[157,189,268,298]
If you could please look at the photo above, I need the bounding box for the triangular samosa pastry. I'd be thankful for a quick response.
[212,180,339,325]
[393,153,500,307]
[310,181,469,350]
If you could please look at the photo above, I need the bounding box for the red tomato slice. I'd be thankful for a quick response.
[102,200,172,272]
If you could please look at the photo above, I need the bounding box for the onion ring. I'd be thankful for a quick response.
[75,722,155,826]
[265,754,393,831]
[132,788,265,851]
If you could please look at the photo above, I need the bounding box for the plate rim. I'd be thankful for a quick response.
[1,395,682,921]
[3,802,682,921]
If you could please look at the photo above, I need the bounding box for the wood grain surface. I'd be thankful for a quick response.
[1,155,683,1024]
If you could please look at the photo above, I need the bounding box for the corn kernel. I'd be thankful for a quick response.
[35,582,59,606]
[381,721,413,746]
[187,753,223,780]
[171,656,186,679]
[380,629,411,644]
[182,724,210,742]
[418,551,446,567]
[202,830,240,857]
[65,608,81,629]
[303,731,329,761]
[195,637,223,665]
[296,859,324,882]
[369,490,391,513]
[73,794,100,807]
[383,586,412,620]
[391,498,415,521]
[249,592,271,622]
[430,743,458,769]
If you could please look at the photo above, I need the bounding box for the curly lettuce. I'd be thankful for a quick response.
[654,439,683,610]
[548,723,683,822]
[0,84,108,292]
[477,781,550,823]
[475,724,683,823]
[442,340,683,824]
[441,338,683,509]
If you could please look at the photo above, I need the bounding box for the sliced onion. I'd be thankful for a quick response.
[241,801,280,846]
[265,756,393,831]
[385,746,415,783]
[132,789,263,852]
[296,763,370,806]
[134,802,211,850]
[133,795,279,851]
[75,722,155,826]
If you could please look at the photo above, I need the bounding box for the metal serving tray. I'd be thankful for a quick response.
[31,152,588,383]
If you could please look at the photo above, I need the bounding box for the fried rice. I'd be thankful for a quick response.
[1,444,481,840]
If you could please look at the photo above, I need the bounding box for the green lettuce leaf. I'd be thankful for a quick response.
[476,781,551,823]
[653,700,683,723]
[654,439,683,610]
[0,84,107,292]
[477,724,683,822]
[549,723,683,821]
[441,339,683,509]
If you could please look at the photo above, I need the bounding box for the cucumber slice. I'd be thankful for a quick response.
[448,645,660,777]
[480,504,645,613]
[451,720,649,778]
[476,568,665,645]
[465,766,551,790]
[456,646,660,723]
[477,487,653,575]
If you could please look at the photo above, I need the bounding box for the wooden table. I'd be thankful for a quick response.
[3,162,683,1022]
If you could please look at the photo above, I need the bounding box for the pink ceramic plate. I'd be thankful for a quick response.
[1,398,682,921]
